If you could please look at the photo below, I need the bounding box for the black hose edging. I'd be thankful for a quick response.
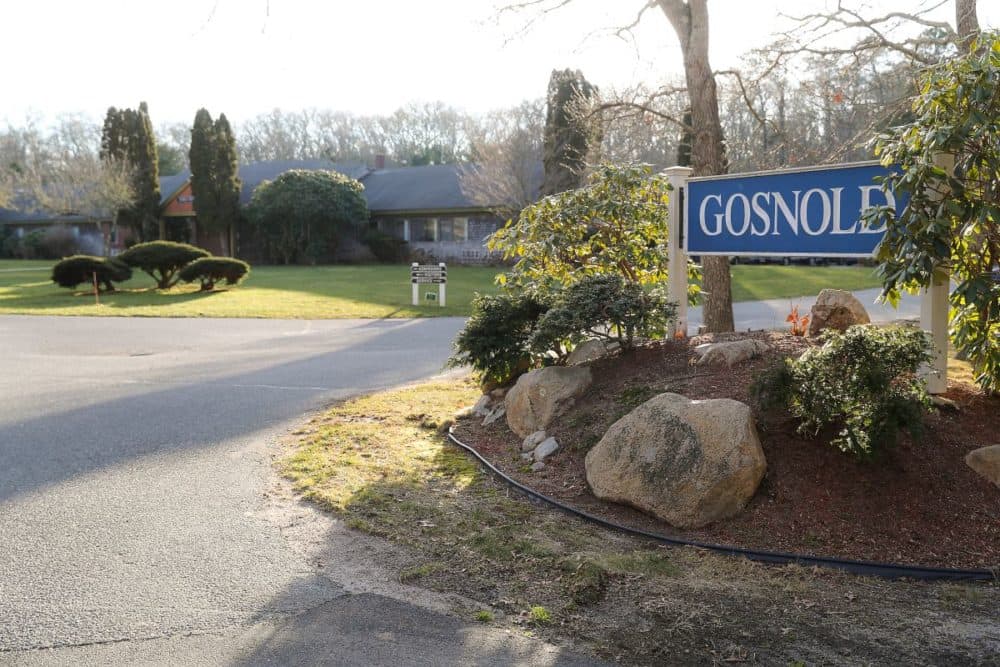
[447,429,997,582]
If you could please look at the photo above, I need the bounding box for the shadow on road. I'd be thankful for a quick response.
[0,319,458,504]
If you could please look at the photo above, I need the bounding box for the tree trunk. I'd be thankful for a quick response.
[658,0,734,332]
[956,0,980,52]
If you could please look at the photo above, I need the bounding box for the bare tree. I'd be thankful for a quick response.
[461,100,544,218]
[18,150,136,256]
[500,0,735,331]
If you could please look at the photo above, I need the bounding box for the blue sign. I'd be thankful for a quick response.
[684,162,902,257]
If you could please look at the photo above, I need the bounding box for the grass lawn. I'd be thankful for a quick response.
[0,259,880,319]
[279,376,997,665]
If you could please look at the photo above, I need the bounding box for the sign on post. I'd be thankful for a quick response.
[410,263,447,307]
[672,160,947,394]
[685,162,902,258]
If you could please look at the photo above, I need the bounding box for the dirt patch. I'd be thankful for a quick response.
[454,332,1000,570]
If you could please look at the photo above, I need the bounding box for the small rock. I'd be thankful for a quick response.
[965,445,1000,487]
[566,339,620,365]
[809,289,871,336]
[695,339,769,366]
[489,387,508,401]
[472,394,493,418]
[521,430,547,452]
[483,405,506,426]
[521,451,534,462]
[531,461,546,472]
[533,436,560,461]
[454,406,475,419]
[930,395,959,411]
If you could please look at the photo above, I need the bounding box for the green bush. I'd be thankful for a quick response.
[117,241,210,289]
[752,325,932,459]
[178,257,250,291]
[488,163,700,302]
[448,292,549,387]
[246,169,369,265]
[529,274,676,360]
[364,229,409,263]
[864,32,1000,392]
[51,255,132,291]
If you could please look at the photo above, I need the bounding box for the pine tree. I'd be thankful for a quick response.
[134,102,161,240]
[189,109,242,256]
[189,108,220,249]
[100,103,161,242]
[541,69,600,197]
[100,107,128,163]
[213,114,241,256]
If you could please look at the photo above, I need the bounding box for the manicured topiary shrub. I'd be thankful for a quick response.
[448,292,550,387]
[117,241,210,289]
[51,255,132,292]
[178,257,250,291]
[529,274,677,360]
[752,325,932,460]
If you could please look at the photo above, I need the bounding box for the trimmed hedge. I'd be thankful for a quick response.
[52,255,132,292]
[178,257,251,291]
[118,241,211,289]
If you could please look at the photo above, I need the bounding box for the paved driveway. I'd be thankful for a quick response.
[0,316,602,666]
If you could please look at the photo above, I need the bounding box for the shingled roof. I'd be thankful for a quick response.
[159,160,370,207]
[155,159,542,215]
[362,164,480,213]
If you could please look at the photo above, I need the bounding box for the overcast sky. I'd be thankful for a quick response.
[4,0,998,127]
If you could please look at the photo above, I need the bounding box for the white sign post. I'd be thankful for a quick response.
[663,166,693,338]
[920,153,955,395]
[410,262,447,307]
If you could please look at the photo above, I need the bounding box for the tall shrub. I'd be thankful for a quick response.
[864,31,1000,392]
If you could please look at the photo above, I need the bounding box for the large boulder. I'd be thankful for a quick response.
[505,366,592,438]
[808,289,871,337]
[695,339,769,366]
[585,393,766,529]
[965,445,1000,487]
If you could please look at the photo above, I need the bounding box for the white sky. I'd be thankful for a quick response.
[3,0,998,127]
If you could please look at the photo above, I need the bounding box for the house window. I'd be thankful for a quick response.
[378,219,406,240]
[410,218,437,242]
[437,217,468,242]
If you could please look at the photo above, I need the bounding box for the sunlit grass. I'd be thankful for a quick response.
[0,259,881,318]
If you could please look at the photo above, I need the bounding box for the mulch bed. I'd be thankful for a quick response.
[453,332,1000,570]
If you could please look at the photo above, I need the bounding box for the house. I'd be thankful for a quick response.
[363,164,514,264]
[2,158,536,263]
[157,159,533,263]
[159,160,370,255]
[0,197,117,257]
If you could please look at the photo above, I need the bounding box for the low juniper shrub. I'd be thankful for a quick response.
[448,292,550,387]
[752,325,932,460]
[529,274,677,361]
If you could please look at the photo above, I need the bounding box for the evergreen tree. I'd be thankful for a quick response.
[134,102,161,241]
[213,113,241,256]
[541,69,600,197]
[100,107,128,163]
[99,103,161,242]
[189,109,242,256]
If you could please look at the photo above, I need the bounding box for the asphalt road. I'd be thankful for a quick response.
[0,316,603,666]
